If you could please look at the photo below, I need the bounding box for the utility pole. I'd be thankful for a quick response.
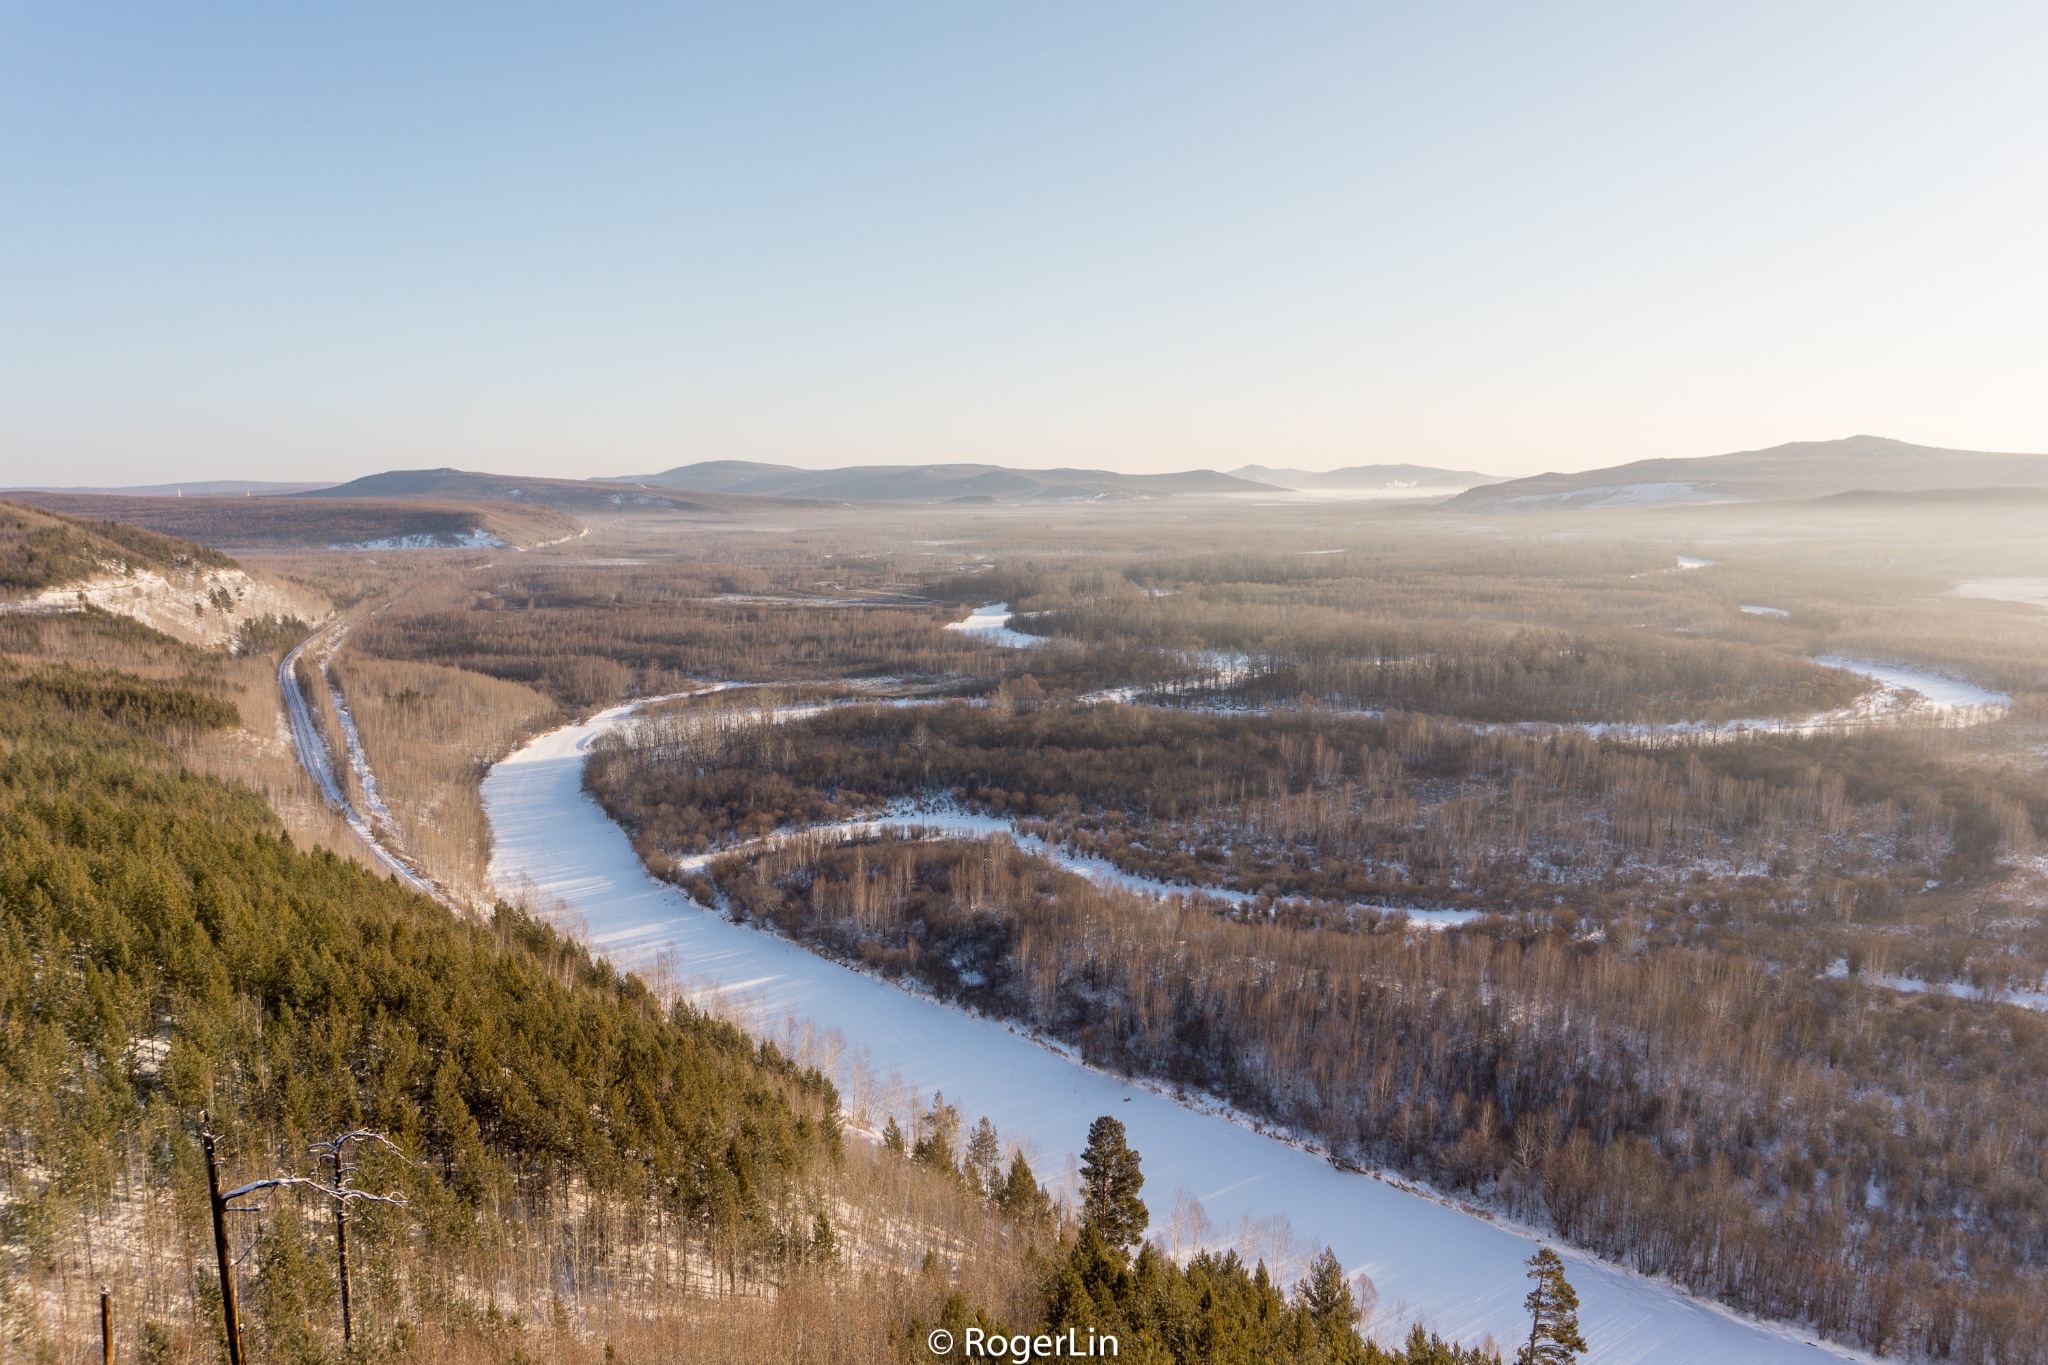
[307,1128,412,1347]
[99,1286,111,1365]
[201,1132,246,1365]
[198,1122,410,1359]
[323,1136,356,1342]
[334,1167,354,1343]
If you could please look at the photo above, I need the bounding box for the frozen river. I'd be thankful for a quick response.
[484,701,1872,1365]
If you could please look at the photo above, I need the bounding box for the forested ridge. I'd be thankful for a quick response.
[0,500,234,594]
[0,664,858,1356]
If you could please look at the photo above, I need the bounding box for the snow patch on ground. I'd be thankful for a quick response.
[680,801,1265,909]
[1739,605,1790,618]
[1811,657,2008,712]
[1823,960,2048,1011]
[332,529,505,550]
[945,602,1046,649]
[1082,650,1254,705]
[1676,556,1714,570]
[1951,578,2048,610]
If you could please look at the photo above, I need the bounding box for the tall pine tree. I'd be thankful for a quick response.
[1515,1247,1587,1365]
[1078,1115,1148,1250]
[1299,1246,1360,1336]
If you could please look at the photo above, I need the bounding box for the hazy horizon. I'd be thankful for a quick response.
[22,431,2048,494]
[4,3,2045,487]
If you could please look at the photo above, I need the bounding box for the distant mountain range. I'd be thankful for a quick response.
[1443,435,2048,512]
[604,460,1267,501]
[16,479,339,497]
[297,468,727,512]
[1228,463,1504,492]
[23,438,2037,514]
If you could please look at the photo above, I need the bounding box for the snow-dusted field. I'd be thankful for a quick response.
[485,702,1872,1365]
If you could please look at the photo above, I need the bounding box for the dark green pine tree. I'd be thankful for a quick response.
[997,1149,1052,1222]
[1299,1246,1360,1336]
[1079,1115,1148,1250]
[1514,1247,1588,1365]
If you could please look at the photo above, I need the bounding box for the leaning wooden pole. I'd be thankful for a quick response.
[202,1133,246,1365]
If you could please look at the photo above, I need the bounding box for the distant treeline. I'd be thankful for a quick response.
[591,700,2043,951]
[352,565,1012,706]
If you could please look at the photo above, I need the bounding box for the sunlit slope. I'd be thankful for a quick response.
[0,499,321,648]
[6,490,583,552]
[1447,434,2048,511]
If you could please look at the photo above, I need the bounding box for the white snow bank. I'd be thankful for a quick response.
[1951,578,2048,610]
[1675,557,1714,570]
[946,603,1045,649]
[1401,909,1487,930]
[484,703,1873,1365]
[332,530,505,550]
[677,799,1489,932]
[1739,605,1789,618]
[1823,960,2048,1012]
[1573,658,2009,744]
[1872,976,2048,1012]
[1810,657,2008,712]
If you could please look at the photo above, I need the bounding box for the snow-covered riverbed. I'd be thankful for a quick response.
[945,602,1045,649]
[676,801,1485,929]
[484,702,1871,1365]
[1579,657,2009,743]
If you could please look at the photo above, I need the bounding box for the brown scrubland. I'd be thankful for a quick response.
[330,653,560,902]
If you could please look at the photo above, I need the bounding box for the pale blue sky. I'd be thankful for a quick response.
[2,2,2044,484]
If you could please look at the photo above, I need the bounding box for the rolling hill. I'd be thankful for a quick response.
[607,460,1268,501]
[3,492,582,551]
[15,478,339,496]
[1443,434,2048,512]
[293,467,728,512]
